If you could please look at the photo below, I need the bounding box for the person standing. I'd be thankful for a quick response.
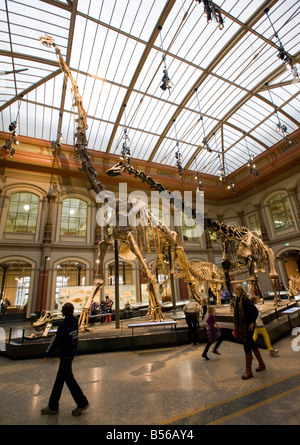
[233,284,266,380]
[105,296,113,322]
[183,298,201,345]
[250,295,279,357]
[202,306,224,360]
[200,289,208,320]
[208,287,217,305]
[41,302,89,416]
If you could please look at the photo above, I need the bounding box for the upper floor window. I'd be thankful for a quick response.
[5,192,39,233]
[268,193,294,230]
[60,198,87,236]
[247,213,261,236]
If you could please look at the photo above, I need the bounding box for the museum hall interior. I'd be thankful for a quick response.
[0,0,300,427]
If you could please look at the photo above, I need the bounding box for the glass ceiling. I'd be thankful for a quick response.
[0,0,299,178]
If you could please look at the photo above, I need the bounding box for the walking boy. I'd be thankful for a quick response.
[41,302,89,416]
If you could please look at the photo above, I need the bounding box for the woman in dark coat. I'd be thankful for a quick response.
[233,284,266,379]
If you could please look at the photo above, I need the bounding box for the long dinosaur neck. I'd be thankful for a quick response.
[106,160,224,234]
[40,36,105,195]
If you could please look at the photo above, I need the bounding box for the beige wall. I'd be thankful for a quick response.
[0,141,299,315]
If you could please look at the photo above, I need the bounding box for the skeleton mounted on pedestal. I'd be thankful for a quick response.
[39,35,222,331]
[106,161,280,306]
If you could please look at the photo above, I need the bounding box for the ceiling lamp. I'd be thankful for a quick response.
[51,132,64,153]
[173,119,183,177]
[195,0,224,30]
[120,104,131,164]
[245,138,258,176]
[194,88,212,152]
[2,95,23,158]
[158,26,173,93]
[193,156,203,191]
[247,154,258,176]
[217,151,235,193]
[265,82,291,144]
[217,153,225,182]
[264,8,299,82]
[227,179,235,193]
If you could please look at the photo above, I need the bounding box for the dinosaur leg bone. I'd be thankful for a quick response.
[78,238,111,331]
[127,232,164,321]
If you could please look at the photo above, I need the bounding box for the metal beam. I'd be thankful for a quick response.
[148,0,279,164]
[105,0,177,155]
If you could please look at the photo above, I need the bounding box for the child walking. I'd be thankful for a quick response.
[250,295,278,356]
[202,306,223,360]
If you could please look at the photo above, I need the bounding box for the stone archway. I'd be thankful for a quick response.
[277,248,300,289]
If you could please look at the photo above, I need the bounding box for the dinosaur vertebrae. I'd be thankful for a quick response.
[106,161,280,305]
[107,161,275,271]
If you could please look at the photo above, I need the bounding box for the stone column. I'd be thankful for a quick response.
[237,210,245,227]
[43,193,57,243]
[288,187,300,226]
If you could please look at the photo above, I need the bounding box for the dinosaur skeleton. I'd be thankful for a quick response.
[106,161,280,305]
[39,36,280,334]
[289,275,300,299]
[39,35,224,331]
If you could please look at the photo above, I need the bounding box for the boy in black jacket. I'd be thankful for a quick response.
[41,303,89,416]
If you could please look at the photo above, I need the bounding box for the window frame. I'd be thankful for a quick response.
[268,193,294,231]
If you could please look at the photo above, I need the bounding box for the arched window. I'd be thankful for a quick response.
[5,192,39,233]
[268,193,294,230]
[60,198,87,236]
[247,213,261,236]
[0,260,32,312]
[55,261,86,306]
[107,261,133,285]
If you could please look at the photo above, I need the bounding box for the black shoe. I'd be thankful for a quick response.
[72,403,90,416]
[213,350,221,355]
[202,353,210,360]
[41,406,59,415]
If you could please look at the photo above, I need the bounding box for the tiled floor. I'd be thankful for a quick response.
[1,333,300,426]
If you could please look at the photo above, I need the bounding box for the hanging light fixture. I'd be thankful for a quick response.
[3,95,23,158]
[223,156,235,193]
[193,156,203,191]
[227,179,235,193]
[217,153,225,182]
[244,138,258,176]
[51,132,64,153]
[216,149,235,193]
[264,8,299,82]
[194,88,212,152]
[195,0,224,30]
[265,82,291,144]
[158,26,173,93]
[120,104,131,164]
[173,119,183,177]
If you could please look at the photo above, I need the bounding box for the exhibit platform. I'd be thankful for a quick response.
[1,300,300,360]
